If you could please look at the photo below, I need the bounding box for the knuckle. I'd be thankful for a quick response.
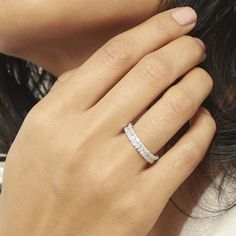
[191,67,214,91]
[102,36,133,68]
[57,70,74,84]
[165,87,194,117]
[51,70,75,91]
[139,54,170,82]
[181,140,203,165]
[26,103,50,128]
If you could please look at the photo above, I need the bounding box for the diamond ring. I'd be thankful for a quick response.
[124,123,159,164]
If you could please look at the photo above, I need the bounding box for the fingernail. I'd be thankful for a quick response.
[171,7,197,26]
[194,38,206,51]
[200,107,211,115]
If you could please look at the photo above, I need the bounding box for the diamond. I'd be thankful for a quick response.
[124,123,159,164]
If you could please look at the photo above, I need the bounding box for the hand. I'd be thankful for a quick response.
[0,8,216,236]
[0,0,160,76]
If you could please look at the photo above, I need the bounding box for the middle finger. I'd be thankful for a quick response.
[91,35,206,133]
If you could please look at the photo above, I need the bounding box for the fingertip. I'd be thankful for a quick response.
[199,106,211,116]
[190,107,217,141]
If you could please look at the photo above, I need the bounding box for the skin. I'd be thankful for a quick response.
[0,0,161,76]
[0,7,216,236]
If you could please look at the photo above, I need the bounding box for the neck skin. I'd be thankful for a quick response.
[0,0,163,77]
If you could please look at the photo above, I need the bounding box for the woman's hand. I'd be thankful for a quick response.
[0,0,161,76]
[0,8,216,236]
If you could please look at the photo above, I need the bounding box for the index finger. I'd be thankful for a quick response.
[51,7,198,110]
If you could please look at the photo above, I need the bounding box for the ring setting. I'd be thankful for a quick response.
[124,123,159,164]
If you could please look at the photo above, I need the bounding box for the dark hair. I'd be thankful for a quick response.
[173,0,236,214]
[0,0,236,214]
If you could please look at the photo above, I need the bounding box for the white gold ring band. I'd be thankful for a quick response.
[124,123,159,164]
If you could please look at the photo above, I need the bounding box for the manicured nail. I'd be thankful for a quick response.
[171,7,197,26]
[200,107,211,115]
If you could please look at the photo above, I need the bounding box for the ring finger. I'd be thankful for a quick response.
[117,67,213,170]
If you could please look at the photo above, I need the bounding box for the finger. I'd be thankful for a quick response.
[120,67,213,170]
[50,7,197,110]
[94,36,205,133]
[141,107,216,209]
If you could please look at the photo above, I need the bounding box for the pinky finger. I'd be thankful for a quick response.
[142,107,216,208]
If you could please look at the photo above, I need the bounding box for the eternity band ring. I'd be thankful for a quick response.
[124,123,159,164]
